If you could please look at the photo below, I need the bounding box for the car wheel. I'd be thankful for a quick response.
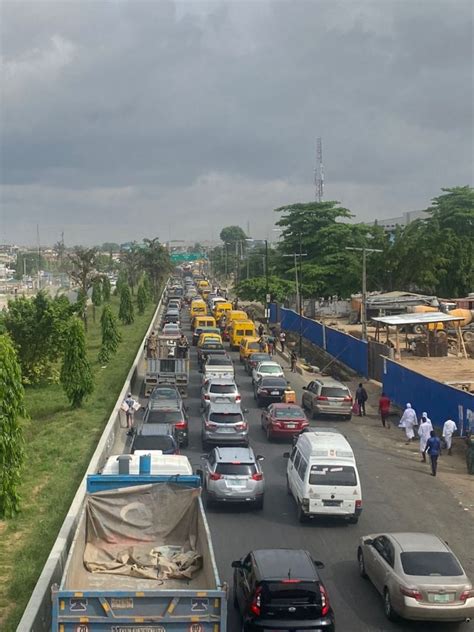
[233,587,239,609]
[348,514,359,524]
[383,589,398,621]
[345,415,352,421]
[201,438,208,451]
[266,426,272,441]
[301,398,306,410]
[205,493,214,509]
[181,438,189,448]
[257,397,262,408]
[357,549,368,578]
[286,476,292,496]
[255,496,264,510]
[297,502,306,523]
[311,402,318,420]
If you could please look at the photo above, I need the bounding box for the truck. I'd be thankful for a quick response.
[51,453,227,631]
[145,335,190,397]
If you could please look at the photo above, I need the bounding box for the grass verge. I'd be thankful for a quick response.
[0,297,156,630]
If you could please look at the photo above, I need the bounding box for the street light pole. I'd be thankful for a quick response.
[283,251,307,355]
[346,246,382,340]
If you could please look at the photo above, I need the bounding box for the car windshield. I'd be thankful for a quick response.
[215,463,256,476]
[274,408,304,419]
[209,384,237,394]
[400,552,464,576]
[309,465,357,486]
[321,386,349,398]
[209,413,243,424]
[133,436,175,452]
[146,410,183,423]
[260,365,281,373]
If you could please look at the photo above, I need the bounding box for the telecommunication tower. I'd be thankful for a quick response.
[314,137,324,202]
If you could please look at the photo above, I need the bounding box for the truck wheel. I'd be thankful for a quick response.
[297,503,306,523]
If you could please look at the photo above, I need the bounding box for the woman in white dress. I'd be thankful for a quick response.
[399,403,418,444]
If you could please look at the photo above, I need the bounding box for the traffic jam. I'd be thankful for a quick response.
[133,269,474,632]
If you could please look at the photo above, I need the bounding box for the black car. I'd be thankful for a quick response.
[232,548,335,632]
[131,423,180,455]
[143,402,189,447]
[245,352,272,375]
[254,376,288,407]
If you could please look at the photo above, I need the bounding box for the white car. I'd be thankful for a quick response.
[252,361,284,383]
[162,323,181,336]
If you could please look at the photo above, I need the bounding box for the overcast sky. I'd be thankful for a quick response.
[1,0,472,246]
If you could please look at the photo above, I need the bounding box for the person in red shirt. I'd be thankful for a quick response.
[379,393,391,428]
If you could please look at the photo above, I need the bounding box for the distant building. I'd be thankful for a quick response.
[374,210,426,233]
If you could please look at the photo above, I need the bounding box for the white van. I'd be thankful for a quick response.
[285,430,362,524]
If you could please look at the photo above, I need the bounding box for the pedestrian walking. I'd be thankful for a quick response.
[466,433,474,475]
[442,418,457,455]
[267,335,275,355]
[378,392,391,428]
[398,403,418,443]
[424,430,442,476]
[279,331,286,353]
[418,415,433,462]
[355,383,368,416]
[147,330,158,359]
[258,323,265,337]
[290,350,297,372]
[123,392,137,430]
[258,335,268,353]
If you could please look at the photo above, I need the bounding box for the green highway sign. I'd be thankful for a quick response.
[170,252,205,262]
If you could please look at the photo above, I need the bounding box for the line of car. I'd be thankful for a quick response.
[142,275,474,630]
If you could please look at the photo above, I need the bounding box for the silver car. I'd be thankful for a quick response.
[358,532,474,623]
[199,446,265,509]
[251,361,284,383]
[201,378,241,409]
[201,402,249,449]
[302,378,353,420]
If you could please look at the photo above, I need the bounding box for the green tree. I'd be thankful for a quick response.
[140,238,172,299]
[122,245,142,295]
[0,335,26,517]
[136,283,148,315]
[3,292,72,383]
[14,252,47,280]
[98,304,122,364]
[68,247,99,329]
[60,317,94,407]
[102,275,111,302]
[142,273,152,300]
[113,269,128,297]
[91,277,103,323]
[118,284,134,324]
[219,226,247,243]
[235,276,295,304]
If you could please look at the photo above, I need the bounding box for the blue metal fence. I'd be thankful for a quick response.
[383,358,474,434]
[277,306,368,376]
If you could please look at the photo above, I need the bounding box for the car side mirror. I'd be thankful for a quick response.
[231,560,242,568]
[313,560,325,569]
[256,455,265,461]
[283,452,290,459]
[302,386,307,390]
[243,408,249,414]
[364,538,374,546]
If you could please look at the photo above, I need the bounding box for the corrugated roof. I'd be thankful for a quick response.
[371,312,464,326]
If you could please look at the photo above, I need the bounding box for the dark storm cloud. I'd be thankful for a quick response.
[0,0,472,244]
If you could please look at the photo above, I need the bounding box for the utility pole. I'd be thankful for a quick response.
[265,239,269,322]
[346,246,382,340]
[283,251,308,355]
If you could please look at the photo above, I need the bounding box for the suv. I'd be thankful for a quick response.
[302,378,353,420]
[199,447,265,509]
[201,402,249,449]
[201,378,241,409]
[143,401,189,447]
[131,423,179,455]
[232,549,335,632]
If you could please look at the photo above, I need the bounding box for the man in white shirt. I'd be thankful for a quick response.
[442,419,457,455]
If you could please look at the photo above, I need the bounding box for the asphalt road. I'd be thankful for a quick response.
[177,310,474,632]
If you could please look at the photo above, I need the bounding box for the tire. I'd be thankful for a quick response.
[286,476,292,496]
[255,496,264,510]
[383,589,398,622]
[357,549,368,578]
[297,503,306,523]
[205,493,214,509]
[345,415,352,421]
[257,397,262,408]
[201,437,209,451]
[301,398,306,410]
[233,588,239,609]
[266,426,272,441]
[311,402,318,420]
[348,514,359,524]
[181,438,189,449]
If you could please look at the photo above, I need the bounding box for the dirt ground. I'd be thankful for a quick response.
[398,355,474,386]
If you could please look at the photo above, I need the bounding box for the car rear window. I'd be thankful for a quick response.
[260,365,281,373]
[207,356,231,365]
[321,386,349,398]
[203,343,224,351]
[146,410,183,424]
[216,463,256,476]
[209,413,243,424]
[264,581,319,604]
[133,436,175,452]
[249,354,271,363]
[274,408,304,419]
[209,384,237,394]
[248,342,260,350]
[150,388,178,400]
[261,378,287,388]
[309,465,357,486]
[244,330,254,336]
[400,552,464,576]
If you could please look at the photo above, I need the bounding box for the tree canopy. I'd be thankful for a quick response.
[219,225,247,244]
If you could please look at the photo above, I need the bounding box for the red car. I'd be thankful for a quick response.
[261,403,309,440]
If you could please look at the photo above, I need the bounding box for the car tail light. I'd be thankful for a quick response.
[235,395,241,402]
[400,587,423,601]
[205,422,217,429]
[251,472,263,481]
[235,422,248,431]
[317,396,328,401]
[250,586,262,616]
[460,589,474,601]
[320,584,330,616]
[204,395,210,400]
[259,389,269,395]
[355,499,362,510]
[209,472,222,481]
[343,396,353,402]
[175,421,186,429]
[282,578,301,583]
